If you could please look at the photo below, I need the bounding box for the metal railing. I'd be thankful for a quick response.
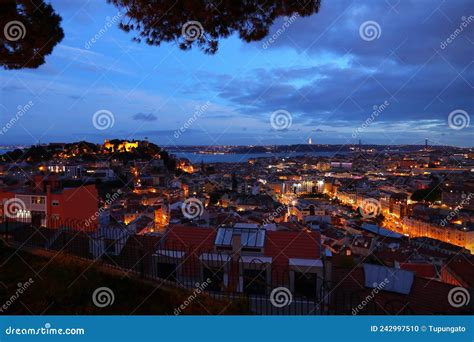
[3,217,469,315]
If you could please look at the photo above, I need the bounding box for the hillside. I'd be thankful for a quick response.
[0,240,247,315]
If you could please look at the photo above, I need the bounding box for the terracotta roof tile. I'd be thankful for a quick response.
[399,262,437,278]
[332,266,470,314]
[265,230,321,266]
[163,225,216,252]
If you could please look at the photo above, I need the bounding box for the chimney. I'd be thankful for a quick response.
[321,247,333,307]
[231,233,241,260]
[226,233,242,293]
[323,247,332,284]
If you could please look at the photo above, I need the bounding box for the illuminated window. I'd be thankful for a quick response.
[31,196,45,204]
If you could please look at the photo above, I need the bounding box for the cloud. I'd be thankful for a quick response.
[1,0,472,147]
[209,31,472,127]
[137,129,182,135]
[132,112,158,121]
[193,0,472,133]
[263,0,473,67]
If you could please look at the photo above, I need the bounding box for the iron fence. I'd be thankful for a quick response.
[2,217,469,315]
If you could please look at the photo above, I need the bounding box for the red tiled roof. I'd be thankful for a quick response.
[374,249,415,264]
[264,230,321,266]
[445,256,474,288]
[163,225,216,252]
[277,222,302,231]
[399,263,437,278]
[162,226,322,268]
[332,266,468,314]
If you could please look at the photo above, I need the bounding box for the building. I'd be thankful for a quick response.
[83,167,116,181]
[153,225,324,297]
[402,217,474,253]
[103,139,139,153]
[380,192,408,218]
[47,163,83,178]
[0,175,99,231]
[441,183,474,211]
[290,199,330,224]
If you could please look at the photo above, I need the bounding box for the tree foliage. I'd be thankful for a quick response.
[1,0,321,69]
[109,0,321,54]
[0,0,64,70]
[410,188,441,203]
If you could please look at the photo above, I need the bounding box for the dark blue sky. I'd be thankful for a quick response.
[1,0,473,146]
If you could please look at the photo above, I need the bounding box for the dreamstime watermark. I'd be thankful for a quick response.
[181,21,204,42]
[270,287,293,308]
[447,287,470,308]
[448,109,470,130]
[0,278,34,313]
[352,278,389,315]
[92,287,115,308]
[85,12,123,49]
[262,13,299,49]
[181,197,204,219]
[352,100,389,138]
[5,323,85,336]
[174,278,212,315]
[440,192,472,227]
[174,101,211,139]
[3,20,26,41]
[262,204,288,225]
[359,20,381,41]
[92,109,115,130]
[440,16,474,50]
[0,100,34,136]
[359,198,381,219]
[3,198,26,219]
[270,109,292,131]
[263,194,297,225]
[85,190,121,228]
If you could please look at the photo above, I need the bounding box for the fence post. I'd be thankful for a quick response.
[140,247,145,278]
[4,216,8,244]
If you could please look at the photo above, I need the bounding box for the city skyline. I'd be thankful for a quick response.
[0,0,473,147]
